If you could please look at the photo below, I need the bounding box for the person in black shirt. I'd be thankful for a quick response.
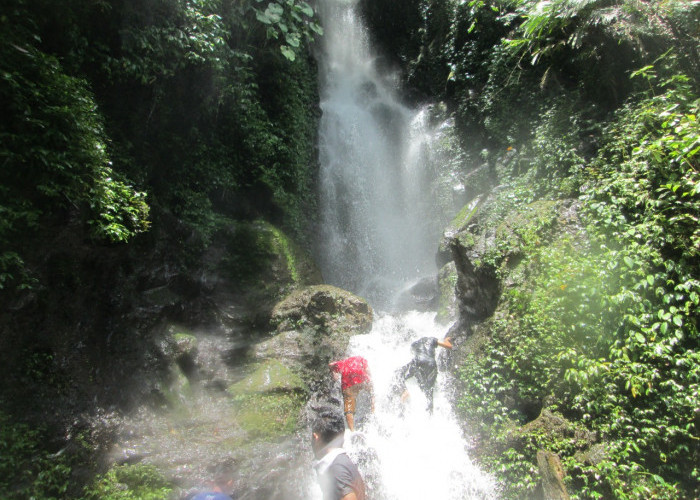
[394,336,453,412]
[311,406,366,500]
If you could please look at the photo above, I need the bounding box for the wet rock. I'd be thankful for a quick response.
[270,285,373,338]
[436,262,458,324]
[228,360,308,441]
[449,236,500,323]
[160,364,192,408]
[537,450,570,500]
[393,277,439,312]
[256,285,373,376]
[228,359,307,395]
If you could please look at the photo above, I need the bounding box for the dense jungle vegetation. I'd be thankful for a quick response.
[1,0,322,497]
[1,0,698,498]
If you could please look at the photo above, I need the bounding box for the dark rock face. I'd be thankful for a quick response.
[448,236,501,324]
[436,262,458,325]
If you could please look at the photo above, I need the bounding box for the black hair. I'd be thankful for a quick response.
[311,405,345,444]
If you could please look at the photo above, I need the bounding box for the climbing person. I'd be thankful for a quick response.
[393,336,453,413]
[328,356,375,431]
[311,405,367,500]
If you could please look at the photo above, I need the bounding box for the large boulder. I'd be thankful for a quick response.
[270,285,373,335]
[255,285,373,374]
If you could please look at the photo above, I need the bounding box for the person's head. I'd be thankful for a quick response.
[311,405,345,458]
[207,459,236,494]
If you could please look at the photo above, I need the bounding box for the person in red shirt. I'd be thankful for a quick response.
[328,356,375,431]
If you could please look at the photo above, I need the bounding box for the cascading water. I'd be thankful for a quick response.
[315,0,498,498]
[317,0,451,307]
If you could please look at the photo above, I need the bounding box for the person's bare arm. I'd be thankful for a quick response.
[437,337,453,349]
[340,492,358,500]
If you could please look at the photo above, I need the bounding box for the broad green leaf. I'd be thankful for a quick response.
[255,9,272,24]
[298,2,314,17]
[280,45,295,61]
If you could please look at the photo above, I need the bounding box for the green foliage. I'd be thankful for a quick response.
[0,6,150,288]
[84,463,173,500]
[114,0,232,84]
[457,71,699,498]
[0,0,322,294]
[253,0,323,61]
[0,411,72,499]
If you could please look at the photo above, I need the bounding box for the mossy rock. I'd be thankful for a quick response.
[436,262,458,324]
[232,392,307,441]
[270,284,373,335]
[228,359,307,395]
[228,360,308,441]
[448,196,484,235]
[154,364,193,413]
[173,332,198,357]
[222,220,322,292]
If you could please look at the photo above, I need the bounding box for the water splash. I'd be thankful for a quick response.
[342,312,497,499]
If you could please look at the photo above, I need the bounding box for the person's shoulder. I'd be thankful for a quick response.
[330,451,360,471]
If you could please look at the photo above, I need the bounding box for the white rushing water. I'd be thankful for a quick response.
[347,312,497,500]
[314,0,498,498]
[316,0,452,307]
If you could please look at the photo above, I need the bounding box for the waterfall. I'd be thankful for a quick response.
[316,0,451,307]
[314,0,498,498]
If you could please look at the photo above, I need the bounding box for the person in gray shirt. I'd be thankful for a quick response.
[311,406,366,500]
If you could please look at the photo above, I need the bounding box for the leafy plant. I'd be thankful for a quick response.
[84,463,173,500]
[456,69,699,498]
[0,411,72,499]
[253,0,323,61]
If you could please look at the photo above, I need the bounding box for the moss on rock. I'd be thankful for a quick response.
[270,285,373,334]
[227,360,308,442]
[228,359,307,395]
[436,262,458,324]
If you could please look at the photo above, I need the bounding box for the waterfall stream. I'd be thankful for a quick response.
[316,0,450,307]
[314,0,497,498]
